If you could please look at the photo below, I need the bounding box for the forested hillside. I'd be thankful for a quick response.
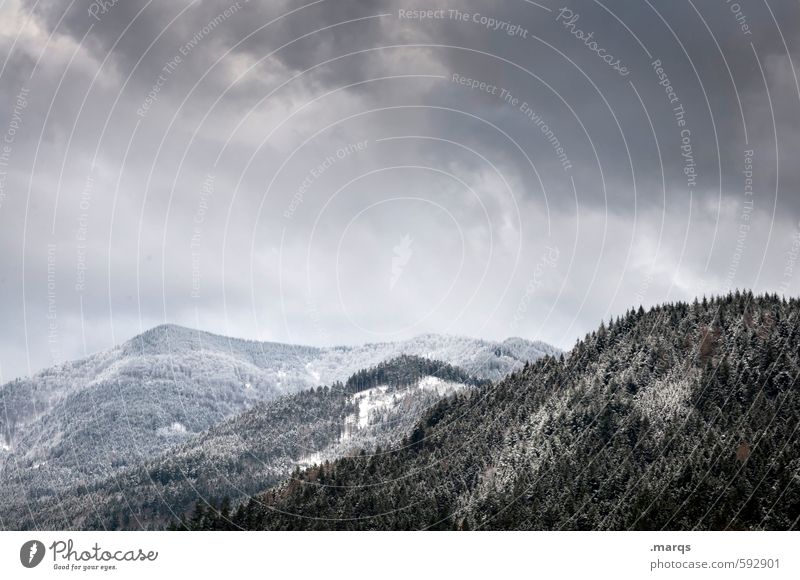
[0,323,554,530]
[2,356,482,529]
[196,293,800,530]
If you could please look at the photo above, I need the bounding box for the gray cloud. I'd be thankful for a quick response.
[1,0,798,381]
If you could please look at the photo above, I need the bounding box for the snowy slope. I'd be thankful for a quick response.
[310,333,559,385]
[1,356,484,529]
[315,375,469,464]
[0,324,556,527]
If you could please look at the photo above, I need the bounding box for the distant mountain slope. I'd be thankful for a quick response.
[0,325,555,491]
[0,325,321,494]
[312,333,559,385]
[2,356,485,530]
[204,293,800,531]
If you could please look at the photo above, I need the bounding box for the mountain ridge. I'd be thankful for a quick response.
[190,292,800,531]
[0,325,557,530]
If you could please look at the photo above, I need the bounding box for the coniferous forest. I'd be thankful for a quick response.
[176,293,800,531]
[2,292,798,531]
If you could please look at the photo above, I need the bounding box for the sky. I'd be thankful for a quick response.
[0,0,798,381]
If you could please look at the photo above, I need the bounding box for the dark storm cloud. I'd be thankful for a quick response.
[31,0,395,92]
[0,0,798,381]
[23,0,799,208]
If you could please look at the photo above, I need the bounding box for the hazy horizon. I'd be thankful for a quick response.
[1,289,791,383]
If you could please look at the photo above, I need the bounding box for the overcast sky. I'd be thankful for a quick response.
[0,0,798,381]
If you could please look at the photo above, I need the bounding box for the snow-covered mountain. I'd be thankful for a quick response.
[1,356,484,530]
[306,331,559,385]
[0,324,556,529]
